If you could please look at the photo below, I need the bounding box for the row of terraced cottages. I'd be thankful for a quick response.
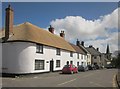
[1,5,105,75]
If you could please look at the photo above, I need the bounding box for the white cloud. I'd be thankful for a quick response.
[50,8,119,53]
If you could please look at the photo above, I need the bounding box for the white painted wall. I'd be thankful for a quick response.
[87,54,91,65]
[0,43,2,74]
[3,42,35,74]
[2,42,88,74]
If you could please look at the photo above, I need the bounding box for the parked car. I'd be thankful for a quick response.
[78,65,85,72]
[105,64,113,69]
[78,65,89,72]
[94,64,99,69]
[84,66,89,71]
[62,64,78,74]
[87,65,93,70]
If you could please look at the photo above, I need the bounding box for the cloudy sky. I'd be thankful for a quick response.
[2,2,119,53]
[50,7,119,53]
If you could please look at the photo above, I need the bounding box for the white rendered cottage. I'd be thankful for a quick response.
[1,5,89,74]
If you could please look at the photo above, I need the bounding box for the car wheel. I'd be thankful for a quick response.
[76,70,78,73]
[71,71,74,74]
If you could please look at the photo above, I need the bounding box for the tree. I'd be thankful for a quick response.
[111,53,120,68]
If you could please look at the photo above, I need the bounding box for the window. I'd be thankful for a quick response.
[77,53,79,59]
[36,44,43,53]
[94,56,97,59]
[66,61,69,65]
[56,48,61,55]
[87,55,88,58]
[81,62,84,66]
[56,60,60,67]
[70,61,73,64]
[35,60,44,70]
[85,55,87,60]
[81,55,83,59]
[77,62,79,66]
[70,51,73,57]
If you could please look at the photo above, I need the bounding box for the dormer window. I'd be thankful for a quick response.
[56,48,61,55]
[36,44,43,53]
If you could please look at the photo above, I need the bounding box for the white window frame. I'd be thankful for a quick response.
[35,60,44,70]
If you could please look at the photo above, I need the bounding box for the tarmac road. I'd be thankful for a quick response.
[1,68,118,88]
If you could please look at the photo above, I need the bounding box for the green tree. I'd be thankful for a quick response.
[111,54,120,68]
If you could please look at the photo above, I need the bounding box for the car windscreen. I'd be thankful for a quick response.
[64,65,70,68]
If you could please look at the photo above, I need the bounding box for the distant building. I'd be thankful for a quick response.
[86,45,102,67]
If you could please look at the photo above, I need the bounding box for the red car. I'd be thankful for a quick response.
[62,64,78,74]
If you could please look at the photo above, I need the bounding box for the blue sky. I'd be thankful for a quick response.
[2,2,118,28]
[2,2,119,53]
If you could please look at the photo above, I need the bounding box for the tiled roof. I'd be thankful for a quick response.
[0,22,76,52]
[69,43,86,54]
[86,46,101,56]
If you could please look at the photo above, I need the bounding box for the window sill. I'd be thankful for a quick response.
[35,69,44,70]
[56,54,61,56]
[56,66,60,68]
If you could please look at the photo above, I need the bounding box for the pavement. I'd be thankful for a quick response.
[1,68,118,88]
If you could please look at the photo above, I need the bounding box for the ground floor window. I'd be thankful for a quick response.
[56,60,60,67]
[35,60,44,70]
[70,61,73,65]
[77,62,79,66]
[66,61,69,65]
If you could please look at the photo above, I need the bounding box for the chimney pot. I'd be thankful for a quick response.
[81,41,84,46]
[89,45,93,48]
[48,25,54,34]
[96,48,99,51]
[60,30,65,38]
[76,39,80,46]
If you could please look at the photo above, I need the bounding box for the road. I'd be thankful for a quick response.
[1,69,118,87]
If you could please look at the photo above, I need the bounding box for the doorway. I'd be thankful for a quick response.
[50,60,54,72]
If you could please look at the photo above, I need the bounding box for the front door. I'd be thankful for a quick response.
[50,60,54,72]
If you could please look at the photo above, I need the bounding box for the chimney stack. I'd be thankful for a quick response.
[5,4,14,41]
[60,31,65,38]
[76,39,80,46]
[81,41,84,46]
[48,25,54,34]
[96,48,99,51]
[89,45,93,48]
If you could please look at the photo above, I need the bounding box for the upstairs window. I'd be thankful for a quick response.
[56,48,61,55]
[81,55,83,59]
[70,51,73,57]
[94,56,97,59]
[87,55,88,58]
[77,53,79,59]
[36,44,43,53]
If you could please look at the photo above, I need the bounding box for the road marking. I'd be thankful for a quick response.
[89,81,106,87]
[58,78,77,86]
[113,74,117,88]
[83,73,93,78]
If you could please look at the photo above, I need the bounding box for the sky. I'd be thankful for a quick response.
[2,2,119,53]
